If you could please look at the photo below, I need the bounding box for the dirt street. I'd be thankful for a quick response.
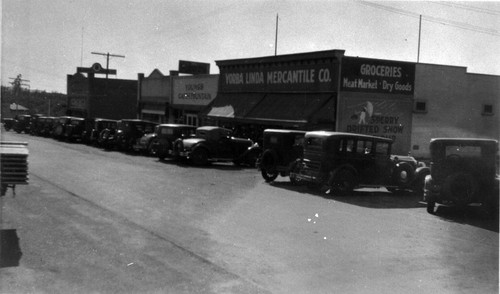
[1,132,498,294]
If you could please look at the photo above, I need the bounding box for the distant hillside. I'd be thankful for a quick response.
[1,86,67,118]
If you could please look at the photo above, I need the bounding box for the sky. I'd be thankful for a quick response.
[1,0,499,94]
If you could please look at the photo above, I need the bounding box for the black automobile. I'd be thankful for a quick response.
[38,117,56,137]
[257,129,306,183]
[113,119,158,151]
[2,118,16,131]
[63,117,86,142]
[13,115,32,134]
[173,126,262,166]
[133,124,196,158]
[424,138,499,214]
[52,116,73,140]
[290,131,428,195]
[82,118,117,145]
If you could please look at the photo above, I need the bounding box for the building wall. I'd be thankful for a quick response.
[67,73,137,120]
[411,63,499,159]
[337,57,416,155]
[171,74,218,126]
[88,78,137,120]
[139,69,170,123]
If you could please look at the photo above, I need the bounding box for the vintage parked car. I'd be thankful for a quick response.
[63,117,86,142]
[172,126,262,166]
[257,129,306,182]
[113,119,157,151]
[133,124,196,158]
[82,118,117,145]
[2,118,16,131]
[290,131,428,195]
[52,116,74,140]
[28,114,44,135]
[424,138,499,214]
[38,117,56,137]
[13,115,32,134]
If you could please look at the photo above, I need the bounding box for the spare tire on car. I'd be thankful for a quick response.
[444,172,478,207]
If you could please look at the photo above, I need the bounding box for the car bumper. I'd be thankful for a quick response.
[290,170,322,183]
[178,151,191,158]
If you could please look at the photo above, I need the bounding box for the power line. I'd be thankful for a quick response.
[430,1,500,16]
[357,1,500,36]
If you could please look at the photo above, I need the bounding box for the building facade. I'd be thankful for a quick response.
[67,67,137,120]
[138,69,218,125]
[336,57,416,155]
[204,50,344,141]
[411,63,499,158]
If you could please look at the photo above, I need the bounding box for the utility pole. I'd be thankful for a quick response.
[91,52,125,79]
[417,15,422,63]
[275,14,279,56]
[9,74,30,115]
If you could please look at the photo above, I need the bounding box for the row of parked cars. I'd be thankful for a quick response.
[2,115,262,165]
[2,114,498,216]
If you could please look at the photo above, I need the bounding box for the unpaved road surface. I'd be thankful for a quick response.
[1,131,498,293]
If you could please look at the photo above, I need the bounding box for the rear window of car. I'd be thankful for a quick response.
[160,128,174,135]
[445,145,482,158]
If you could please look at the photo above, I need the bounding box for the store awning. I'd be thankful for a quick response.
[204,93,265,119]
[244,93,334,124]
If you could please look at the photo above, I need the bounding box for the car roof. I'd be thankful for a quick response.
[120,119,157,124]
[196,126,230,132]
[264,129,306,134]
[158,124,196,128]
[430,138,498,144]
[305,131,393,142]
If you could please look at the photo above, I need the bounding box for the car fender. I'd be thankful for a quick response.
[191,143,211,157]
[239,145,262,165]
[414,166,430,182]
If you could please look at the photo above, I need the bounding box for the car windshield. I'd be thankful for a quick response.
[306,137,323,149]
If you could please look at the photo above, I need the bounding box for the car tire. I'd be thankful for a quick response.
[426,199,436,214]
[445,172,478,206]
[261,170,278,182]
[260,149,278,172]
[393,162,415,187]
[331,169,356,195]
[191,148,209,166]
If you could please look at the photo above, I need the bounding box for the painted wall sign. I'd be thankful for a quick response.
[338,96,413,154]
[69,96,87,110]
[341,57,415,95]
[172,75,218,106]
[219,62,339,93]
[178,60,210,75]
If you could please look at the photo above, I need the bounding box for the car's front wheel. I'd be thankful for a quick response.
[330,169,356,195]
[191,148,209,165]
[261,170,278,182]
[426,198,436,214]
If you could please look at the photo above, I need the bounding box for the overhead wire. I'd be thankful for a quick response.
[357,1,500,36]
[430,1,500,16]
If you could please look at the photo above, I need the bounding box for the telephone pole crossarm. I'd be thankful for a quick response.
[91,52,125,78]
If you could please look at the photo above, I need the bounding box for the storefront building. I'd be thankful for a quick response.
[203,50,344,142]
[411,63,499,158]
[137,69,170,123]
[67,64,137,120]
[138,69,218,125]
[171,74,218,126]
[337,57,416,155]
